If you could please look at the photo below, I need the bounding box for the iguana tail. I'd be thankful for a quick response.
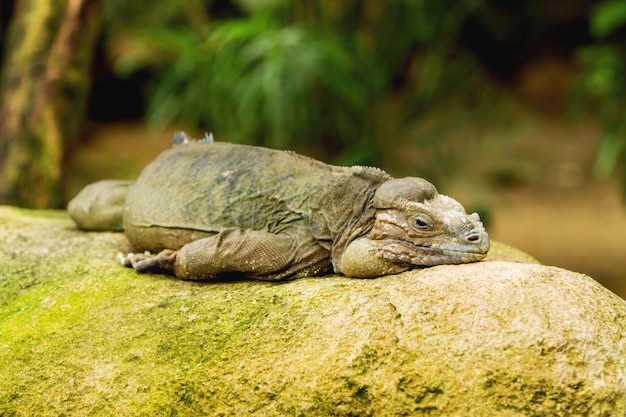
[68,180,133,231]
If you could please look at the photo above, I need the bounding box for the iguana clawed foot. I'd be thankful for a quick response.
[119,249,177,273]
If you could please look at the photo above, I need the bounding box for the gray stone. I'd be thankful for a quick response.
[0,206,624,416]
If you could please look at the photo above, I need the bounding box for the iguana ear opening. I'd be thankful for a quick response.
[373,177,438,209]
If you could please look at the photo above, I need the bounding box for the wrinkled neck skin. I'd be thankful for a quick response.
[368,193,490,266]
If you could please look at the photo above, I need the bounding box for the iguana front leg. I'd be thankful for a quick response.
[340,237,410,278]
[122,228,296,280]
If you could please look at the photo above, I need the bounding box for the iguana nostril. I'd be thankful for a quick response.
[466,233,481,243]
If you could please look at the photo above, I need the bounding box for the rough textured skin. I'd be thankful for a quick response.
[68,134,489,280]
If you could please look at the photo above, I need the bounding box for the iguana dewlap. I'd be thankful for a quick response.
[68,133,489,280]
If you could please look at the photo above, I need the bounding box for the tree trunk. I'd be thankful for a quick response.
[0,0,101,208]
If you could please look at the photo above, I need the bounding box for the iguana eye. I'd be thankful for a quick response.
[412,216,432,231]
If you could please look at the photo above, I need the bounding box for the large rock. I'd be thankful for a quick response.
[0,206,625,416]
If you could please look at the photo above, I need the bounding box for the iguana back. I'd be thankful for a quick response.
[124,141,390,273]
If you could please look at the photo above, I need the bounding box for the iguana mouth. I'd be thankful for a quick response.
[385,238,488,254]
[379,238,489,266]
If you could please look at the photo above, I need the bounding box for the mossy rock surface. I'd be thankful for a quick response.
[1,206,625,416]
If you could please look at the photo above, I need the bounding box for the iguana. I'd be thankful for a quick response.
[68,133,489,280]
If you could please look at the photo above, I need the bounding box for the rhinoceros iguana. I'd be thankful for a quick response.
[68,132,489,281]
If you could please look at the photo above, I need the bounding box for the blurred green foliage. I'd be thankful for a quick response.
[101,0,496,168]
[577,1,626,189]
[98,0,626,195]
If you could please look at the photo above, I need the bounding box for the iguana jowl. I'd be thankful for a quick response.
[68,133,489,280]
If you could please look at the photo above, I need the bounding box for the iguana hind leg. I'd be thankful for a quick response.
[122,228,297,280]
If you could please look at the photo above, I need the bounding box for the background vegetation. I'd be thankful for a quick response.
[0,0,625,207]
[100,0,496,166]
[577,0,626,186]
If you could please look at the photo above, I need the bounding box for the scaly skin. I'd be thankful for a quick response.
[68,133,489,280]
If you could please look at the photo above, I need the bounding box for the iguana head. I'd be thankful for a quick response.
[370,177,489,265]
